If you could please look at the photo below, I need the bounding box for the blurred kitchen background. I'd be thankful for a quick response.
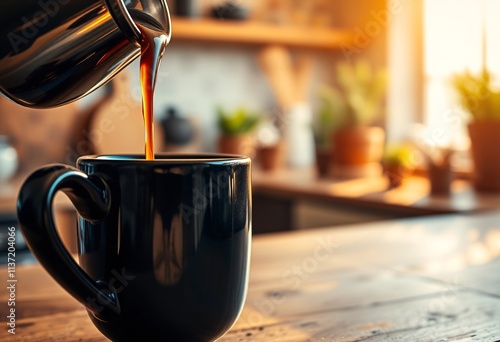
[2,0,500,259]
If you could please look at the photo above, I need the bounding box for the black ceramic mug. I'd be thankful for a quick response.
[17,154,252,341]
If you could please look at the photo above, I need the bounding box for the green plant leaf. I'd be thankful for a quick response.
[313,86,348,147]
[217,106,261,135]
[451,69,500,122]
[382,144,414,169]
[334,60,386,127]
[313,60,387,146]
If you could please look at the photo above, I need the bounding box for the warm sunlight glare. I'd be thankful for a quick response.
[424,0,483,77]
[422,0,500,149]
[486,1,500,77]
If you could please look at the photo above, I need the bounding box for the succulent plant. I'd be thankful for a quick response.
[338,61,387,124]
[452,69,500,121]
[314,60,387,147]
[382,144,414,169]
[314,86,344,148]
[217,106,260,135]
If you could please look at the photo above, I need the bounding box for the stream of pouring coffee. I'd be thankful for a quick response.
[133,13,169,160]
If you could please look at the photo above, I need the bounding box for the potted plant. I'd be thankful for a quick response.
[217,106,260,157]
[254,120,286,172]
[452,69,500,191]
[426,148,453,195]
[382,144,414,188]
[257,140,286,171]
[313,86,342,177]
[318,60,387,178]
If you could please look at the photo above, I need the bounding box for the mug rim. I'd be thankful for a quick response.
[77,153,251,165]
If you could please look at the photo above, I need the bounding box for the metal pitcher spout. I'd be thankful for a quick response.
[0,0,171,108]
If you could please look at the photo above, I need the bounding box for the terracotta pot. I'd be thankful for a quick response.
[330,126,385,178]
[384,164,406,188]
[332,126,385,165]
[468,121,500,191]
[257,141,286,171]
[428,163,452,195]
[315,148,331,178]
[218,134,255,158]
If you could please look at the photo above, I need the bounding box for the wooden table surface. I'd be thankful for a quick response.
[2,212,500,341]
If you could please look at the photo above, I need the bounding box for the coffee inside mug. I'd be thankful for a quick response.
[18,153,252,341]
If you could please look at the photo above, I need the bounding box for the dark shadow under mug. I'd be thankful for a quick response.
[17,154,252,341]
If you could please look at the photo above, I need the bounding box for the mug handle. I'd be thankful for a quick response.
[17,164,120,318]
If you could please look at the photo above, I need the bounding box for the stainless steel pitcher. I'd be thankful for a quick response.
[0,0,171,108]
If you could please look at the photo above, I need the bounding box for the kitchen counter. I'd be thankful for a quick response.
[252,167,500,214]
[4,168,499,216]
[4,169,500,236]
[252,168,500,232]
[2,211,500,341]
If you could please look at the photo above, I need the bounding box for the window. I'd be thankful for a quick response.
[423,0,500,150]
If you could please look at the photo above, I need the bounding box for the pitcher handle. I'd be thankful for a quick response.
[17,164,120,318]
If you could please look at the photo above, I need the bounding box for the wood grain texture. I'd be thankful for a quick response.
[1,212,500,341]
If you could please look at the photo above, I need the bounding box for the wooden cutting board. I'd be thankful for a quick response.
[0,96,79,172]
[88,70,165,156]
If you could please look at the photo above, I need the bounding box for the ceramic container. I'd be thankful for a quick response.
[0,136,18,183]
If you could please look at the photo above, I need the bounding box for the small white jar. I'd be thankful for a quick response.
[0,136,18,184]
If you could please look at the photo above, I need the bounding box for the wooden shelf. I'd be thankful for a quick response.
[170,18,352,50]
